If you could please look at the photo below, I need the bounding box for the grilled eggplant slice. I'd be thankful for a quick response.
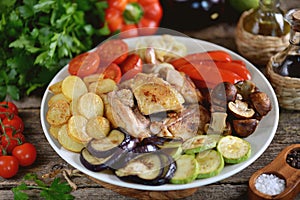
[132,143,159,154]
[87,128,137,158]
[115,152,164,185]
[80,148,112,172]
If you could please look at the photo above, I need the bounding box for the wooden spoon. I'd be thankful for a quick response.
[248,144,300,200]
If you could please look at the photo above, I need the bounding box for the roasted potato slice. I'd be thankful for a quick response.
[49,80,63,94]
[86,116,111,139]
[78,92,104,119]
[62,75,88,100]
[95,78,117,94]
[68,115,91,143]
[49,125,62,139]
[48,93,70,107]
[58,124,84,153]
[69,99,80,116]
[83,73,104,86]
[46,100,71,126]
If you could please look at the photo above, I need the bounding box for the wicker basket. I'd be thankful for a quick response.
[266,56,300,110]
[236,9,290,66]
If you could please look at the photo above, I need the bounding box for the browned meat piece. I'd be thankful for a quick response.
[153,104,210,141]
[106,91,151,139]
[129,73,185,115]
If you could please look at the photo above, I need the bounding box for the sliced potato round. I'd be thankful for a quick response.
[49,125,62,139]
[58,124,84,153]
[69,99,80,116]
[95,78,117,94]
[46,100,71,126]
[78,92,104,119]
[62,75,88,100]
[48,93,70,107]
[83,73,104,86]
[68,115,91,143]
[49,80,63,94]
[86,116,110,139]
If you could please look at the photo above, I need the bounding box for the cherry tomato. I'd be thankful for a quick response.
[120,54,143,80]
[0,145,5,156]
[96,39,128,65]
[68,51,100,77]
[102,63,122,83]
[0,156,19,178]
[12,143,36,167]
[1,114,24,133]
[1,132,26,154]
[0,102,18,119]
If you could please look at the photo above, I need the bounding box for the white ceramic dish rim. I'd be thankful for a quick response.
[40,35,279,191]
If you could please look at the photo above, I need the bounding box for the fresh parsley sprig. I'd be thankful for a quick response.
[0,0,109,101]
[12,173,75,200]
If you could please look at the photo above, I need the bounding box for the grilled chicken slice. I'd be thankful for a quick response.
[152,104,210,141]
[130,73,185,115]
[106,90,151,139]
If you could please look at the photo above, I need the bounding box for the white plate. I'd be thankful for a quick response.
[40,36,279,191]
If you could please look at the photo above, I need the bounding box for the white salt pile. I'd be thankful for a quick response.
[255,173,285,196]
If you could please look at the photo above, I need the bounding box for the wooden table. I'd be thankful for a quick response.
[1,5,300,200]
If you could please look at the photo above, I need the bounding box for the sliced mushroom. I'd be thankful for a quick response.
[205,112,230,135]
[232,119,259,137]
[249,91,272,117]
[234,80,257,100]
[228,100,255,119]
[210,82,237,111]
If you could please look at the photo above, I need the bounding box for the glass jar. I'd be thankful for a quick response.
[272,9,300,78]
[243,0,290,36]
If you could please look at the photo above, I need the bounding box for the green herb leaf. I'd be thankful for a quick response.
[12,183,29,200]
[12,173,75,200]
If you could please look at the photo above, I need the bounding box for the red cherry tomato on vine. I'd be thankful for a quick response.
[1,114,24,133]
[68,51,100,77]
[12,143,36,167]
[0,155,19,178]
[0,101,18,119]
[1,132,26,154]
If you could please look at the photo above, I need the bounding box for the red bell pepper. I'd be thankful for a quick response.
[105,0,163,38]
[176,63,244,89]
[170,50,232,67]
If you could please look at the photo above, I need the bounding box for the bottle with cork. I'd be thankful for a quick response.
[235,0,290,66]
[272,9,300,78]
[266,9,300,110]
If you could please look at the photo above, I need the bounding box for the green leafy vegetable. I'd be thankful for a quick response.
[12,173,74,200]
[0,0,109,101]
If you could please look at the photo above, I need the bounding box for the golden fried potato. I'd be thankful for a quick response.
[95,78,117,94]
[48,93,70,107]
[77,92,104,119]
[46,100,71,126]
[86,116,110,139]
[67,115,91,143]
[49,80,63,94]
[49,125,62,139]
[58,124,84,153]
[62,75,88,100]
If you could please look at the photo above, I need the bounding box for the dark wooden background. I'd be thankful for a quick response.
[1,1,299,199]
